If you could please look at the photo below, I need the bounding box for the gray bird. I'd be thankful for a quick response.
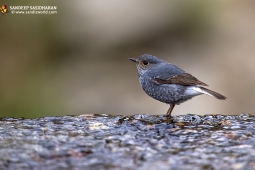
[129,54,226,116]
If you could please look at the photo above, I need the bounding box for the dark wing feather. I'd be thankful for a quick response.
[153,73,208,86]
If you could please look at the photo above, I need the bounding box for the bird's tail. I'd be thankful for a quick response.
[193,86,226,100]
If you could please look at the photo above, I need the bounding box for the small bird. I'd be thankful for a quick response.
[129,54,226,116]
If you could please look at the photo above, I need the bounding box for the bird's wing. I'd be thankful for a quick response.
[153,73,208,86]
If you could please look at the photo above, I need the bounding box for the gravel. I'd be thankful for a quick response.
[0,113,254,170]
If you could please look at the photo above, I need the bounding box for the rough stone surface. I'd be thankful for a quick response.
[0,114,255,170]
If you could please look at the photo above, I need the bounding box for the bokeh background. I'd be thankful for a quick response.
[1,0,255,118]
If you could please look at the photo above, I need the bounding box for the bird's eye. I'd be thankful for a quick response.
[142,60,149,65]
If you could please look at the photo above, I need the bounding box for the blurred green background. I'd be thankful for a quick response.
[1,0,255,118]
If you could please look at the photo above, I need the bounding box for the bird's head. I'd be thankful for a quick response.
[129,54,164,76]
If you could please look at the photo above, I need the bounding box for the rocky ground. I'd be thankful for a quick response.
[0,114,254,170]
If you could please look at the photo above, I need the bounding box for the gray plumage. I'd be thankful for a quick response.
[129,54,226,116]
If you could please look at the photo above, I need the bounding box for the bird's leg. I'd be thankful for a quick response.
[166,104,175,117]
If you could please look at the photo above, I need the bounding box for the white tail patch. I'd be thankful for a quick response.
[191,87,214,97]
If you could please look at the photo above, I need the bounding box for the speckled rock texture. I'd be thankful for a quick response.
[0,114,254,170]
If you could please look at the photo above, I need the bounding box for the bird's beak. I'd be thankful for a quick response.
[129,58,138,63]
